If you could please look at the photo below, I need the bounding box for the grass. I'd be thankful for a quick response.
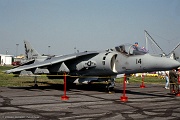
[116,76,165,84]
[0,66,166,87]
[0,66,63,87]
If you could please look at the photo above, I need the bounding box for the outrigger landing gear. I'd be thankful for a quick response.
[33,76,38,87]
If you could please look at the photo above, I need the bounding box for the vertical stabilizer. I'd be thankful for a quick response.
[24,40,44,60]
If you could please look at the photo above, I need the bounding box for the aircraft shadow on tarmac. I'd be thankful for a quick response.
[8,83,174,98]
[8,82,111,92]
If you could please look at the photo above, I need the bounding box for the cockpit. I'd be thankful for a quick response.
[115,44,148,55]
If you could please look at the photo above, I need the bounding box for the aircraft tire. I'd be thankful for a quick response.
[34,84,38,88]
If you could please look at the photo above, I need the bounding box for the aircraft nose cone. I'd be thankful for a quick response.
[150,56,180,70]
[164,59,179,68]
[142,54,180,72]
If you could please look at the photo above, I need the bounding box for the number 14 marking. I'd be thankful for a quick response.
[136,59,142,64]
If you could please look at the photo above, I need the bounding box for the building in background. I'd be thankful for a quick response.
[0,54,14,65]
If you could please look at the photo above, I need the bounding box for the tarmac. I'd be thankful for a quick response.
[0,83,180,120]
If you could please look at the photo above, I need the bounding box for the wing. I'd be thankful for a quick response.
[6,51,99,74]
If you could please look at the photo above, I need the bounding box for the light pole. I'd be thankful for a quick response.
[16,44,19,57]
[74,47,79,53]
[5,48,8,55]
[48,46,51,55]
[74,47,76,53]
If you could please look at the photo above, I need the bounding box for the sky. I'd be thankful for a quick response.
[0,0,180,56]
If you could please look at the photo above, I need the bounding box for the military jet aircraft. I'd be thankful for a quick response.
[6,43,180,90]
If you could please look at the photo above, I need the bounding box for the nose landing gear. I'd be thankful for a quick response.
[106,78,115,93]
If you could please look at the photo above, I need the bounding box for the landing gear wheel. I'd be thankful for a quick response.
[33,76,38,88]
[34,84,38,88]
[106,83,114,93]
[108,87,114,91]
[66,83,76,90]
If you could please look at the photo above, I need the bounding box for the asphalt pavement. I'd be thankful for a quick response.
[0,83,180,120]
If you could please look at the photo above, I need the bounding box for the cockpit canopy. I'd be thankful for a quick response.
[115,44,148,55]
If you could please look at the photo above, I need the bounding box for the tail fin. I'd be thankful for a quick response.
[24,40,44,60]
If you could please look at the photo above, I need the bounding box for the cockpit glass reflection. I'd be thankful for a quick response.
[115,44,148,55]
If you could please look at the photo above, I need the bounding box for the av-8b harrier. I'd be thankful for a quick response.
[6,43,180,90]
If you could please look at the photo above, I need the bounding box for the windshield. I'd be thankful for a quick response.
[115,44,148,55]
